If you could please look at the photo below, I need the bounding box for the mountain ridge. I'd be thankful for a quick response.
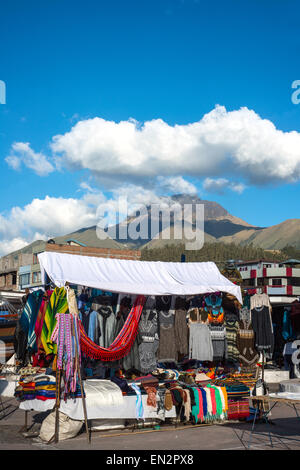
[1,194,299,258]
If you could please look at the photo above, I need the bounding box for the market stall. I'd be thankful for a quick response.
[8,253,266,442]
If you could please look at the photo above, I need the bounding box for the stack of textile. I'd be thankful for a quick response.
[212,378,250,420]
[15,374,56,402]
[212,378,250,398]
[14,374,83,402]
[226,399,250,420]
[229,372,257,391]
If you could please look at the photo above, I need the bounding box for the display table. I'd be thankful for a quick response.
[0,377,19,397]
[18,379,176,425]
[19,394,176,420]
[246,393,300,449]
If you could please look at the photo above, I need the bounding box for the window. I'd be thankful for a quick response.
[19,273,30,287]
[257,277,268,286]
[33,252,41,265]
[272,278,282,286]
[288,277,300,287]
[33,271,41,283]
[242,278,255,287]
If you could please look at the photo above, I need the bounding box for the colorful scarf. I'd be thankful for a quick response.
[204,387,213,422]
[196,389,204,423]
[41,287,69,356]
[79,295,146,361]
[221,386,228,412]
[191,388,200,423]
[200,388,208,418]
[51,312,81,399]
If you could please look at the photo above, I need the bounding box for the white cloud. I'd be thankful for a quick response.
[45,105,300,186]
[7,105,300,188]
[203,177,246,194]
[157,176,197,195]
[5,142,54,176]
[0,238,29,257]
[0,184,177,256]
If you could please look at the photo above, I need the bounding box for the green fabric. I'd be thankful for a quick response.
[191,388,199,424]
[41,287,69,356]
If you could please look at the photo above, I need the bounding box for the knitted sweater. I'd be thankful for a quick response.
[251,305,274,352]
[224,320,239,363]
[189,323,213,361]
[209,324,227,361]
[236,319,259,366]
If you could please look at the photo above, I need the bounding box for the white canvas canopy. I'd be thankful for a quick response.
[38,251,242,304]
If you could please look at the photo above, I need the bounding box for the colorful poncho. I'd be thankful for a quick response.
[41,287,69,356]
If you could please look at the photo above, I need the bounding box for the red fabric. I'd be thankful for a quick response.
[250,270,256,279]
[80,295,145,361]
[196,389,204,423]
[286,267,293,277]
[263,267,267,277]
[227,399,250,420]
[210,388,217,416]
[287,285,293,296]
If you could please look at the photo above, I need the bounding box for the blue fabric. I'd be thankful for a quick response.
[282,309,296,341]
[200,388,207,418]
[88,310,99,342]
[20,290,44,353]
[130,383,144,420]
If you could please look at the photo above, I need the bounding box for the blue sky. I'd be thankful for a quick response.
[0,0,300,254]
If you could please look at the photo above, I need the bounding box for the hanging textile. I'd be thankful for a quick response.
[174,296,189,358]
[13,289,44,365]
[79,295,146,361]
[34,290,53,353]
[189,323,213,362]
[32,290,54,367]
[41,287,69,356]
[26,290,44,354]
[204,294,224,324]
[51,312,82,400]
[115,296,141,371]
[224,319,240,363]
[138,297,159,374]
[251,305,274,352]
[129,383,144,420]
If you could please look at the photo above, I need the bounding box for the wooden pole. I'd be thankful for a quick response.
[54,367,61,443]
[72,318,90,444]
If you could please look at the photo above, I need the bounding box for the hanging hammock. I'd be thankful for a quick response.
[79,294,146,361]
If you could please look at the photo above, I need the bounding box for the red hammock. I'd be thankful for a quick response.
[79,295,146,361]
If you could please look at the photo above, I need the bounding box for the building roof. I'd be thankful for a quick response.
[282,259,300,265]
[66,239,87,247]
[236,259,281,266]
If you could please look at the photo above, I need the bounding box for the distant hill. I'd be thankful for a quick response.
[220,219,300,249]
[53,226,125,250]
[111,193,260,249]
[1,194,300,259]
